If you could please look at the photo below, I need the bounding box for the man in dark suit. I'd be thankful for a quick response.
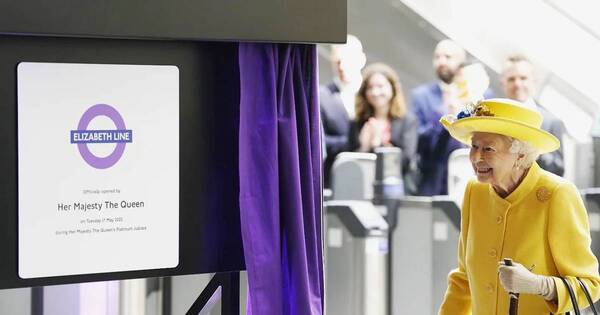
[320,35,366,187]
[501,54,565,176]
[410,39,467,196]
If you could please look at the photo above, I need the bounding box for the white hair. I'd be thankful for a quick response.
[508,137,540,168]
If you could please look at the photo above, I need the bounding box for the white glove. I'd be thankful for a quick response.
[498,261,556,300]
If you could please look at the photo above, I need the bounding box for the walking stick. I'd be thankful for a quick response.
[504,258,519,315]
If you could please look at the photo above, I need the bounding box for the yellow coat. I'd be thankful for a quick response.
[439,163,600,314]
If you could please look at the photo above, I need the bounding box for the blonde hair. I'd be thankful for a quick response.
[355,63,407,123]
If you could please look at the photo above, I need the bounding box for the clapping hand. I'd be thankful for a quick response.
[358,118,382,151]
[358,120,374,152]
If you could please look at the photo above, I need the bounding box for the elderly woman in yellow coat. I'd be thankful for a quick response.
[438,98,600,314]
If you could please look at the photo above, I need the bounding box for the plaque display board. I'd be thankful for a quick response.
[17,62,179,278]
[0,0,345,290]
[0,36,245,289]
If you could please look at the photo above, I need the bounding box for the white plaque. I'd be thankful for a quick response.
[17,62,179,278]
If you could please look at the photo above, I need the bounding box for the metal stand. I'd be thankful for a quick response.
[185,272,240,315]
[381,198,400,315]
[31,287,43,315]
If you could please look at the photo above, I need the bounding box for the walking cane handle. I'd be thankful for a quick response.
[503,258,519,315]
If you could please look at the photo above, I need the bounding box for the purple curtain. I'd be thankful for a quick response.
[238,43,323,314]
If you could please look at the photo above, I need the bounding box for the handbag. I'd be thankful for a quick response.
[558,277,598,315]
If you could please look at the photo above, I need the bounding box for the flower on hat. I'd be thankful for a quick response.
[444,101,476,123]
[457,109,471,120]
[452,100,495,121]
[474,104,494,117]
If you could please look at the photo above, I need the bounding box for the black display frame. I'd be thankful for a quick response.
[0,34,246,289]
[0,0,346,44]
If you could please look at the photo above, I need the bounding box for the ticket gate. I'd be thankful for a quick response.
[594,137,600,187]
[0,288,31,314]
[0,279,158,315]
[447,148,475,206]
[330,152,377,201]
[325,200,389,315]
[327,148,461,315]
[385,196,461,315]
[581,188,600,267]
[579,188,600,311]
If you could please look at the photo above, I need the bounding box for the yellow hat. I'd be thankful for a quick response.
[439,98,560,153]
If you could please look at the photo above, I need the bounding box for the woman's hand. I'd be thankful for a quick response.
[358,121,375,152]
[497,260,556,300]
[369,117,385,148]
[498,261,542,294]
[368,118,383,147]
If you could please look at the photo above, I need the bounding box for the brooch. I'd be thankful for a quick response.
[536,187,551,202]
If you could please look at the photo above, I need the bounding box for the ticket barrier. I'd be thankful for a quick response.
[582,188,600,257]
[447,148,475,206]
[384,196,461,315]
[368,147,461,314]
[330,152,377,201]
[0,287,31,314]
[325,200,389,315]
[0,279,159,315]
[581,188,600,310]
[594,136,600,187]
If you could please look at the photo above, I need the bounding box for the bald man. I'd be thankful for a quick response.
[320,35,366,187]
[410,39,493,195]
[501,54,565,176]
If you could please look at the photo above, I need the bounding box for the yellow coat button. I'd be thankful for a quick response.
[496,216,503,224]
[489,249,497,257]
[487,283,494,293]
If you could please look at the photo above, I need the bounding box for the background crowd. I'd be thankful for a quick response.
[320,35,566,196]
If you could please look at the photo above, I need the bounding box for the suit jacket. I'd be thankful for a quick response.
[410,81,494,196]
[538,105,566,176]
[320,82,351,186]
[347,113,418,176]
[411,82,446,137]
[439,163,600,314]
[410,82,463,196]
